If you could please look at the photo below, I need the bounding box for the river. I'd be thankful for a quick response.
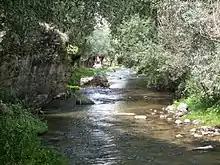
[43,68,220,165]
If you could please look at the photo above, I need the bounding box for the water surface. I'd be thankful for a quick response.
[43,68,220,165]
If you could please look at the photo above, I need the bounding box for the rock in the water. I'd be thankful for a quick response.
[175,119,183,125]
[167,118,172,122]
[190,128,197,132]
[213,132,220,136]
[192,145,214,151]
[160,115,168,119]
[134,115,147,119]
[184,119,191,124]
[75,93,95,105]
[151,112,156,115]
[175,134,183,138]
[192,119,204,125]
[193,133,203,138]
[81,75,110,88]
[116,112,136,116]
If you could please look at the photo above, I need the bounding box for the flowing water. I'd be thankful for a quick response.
[43,68,220,165]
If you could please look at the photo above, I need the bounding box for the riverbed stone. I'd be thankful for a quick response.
[167,118,172,122]
[175,119,183,125]
[213,132,220,136]
[81,75,110,88]
[160,114,168,119]
[134,115,147,119]
[175,134,183,138]
[184,119,191,124]
[190,128,197,132]
[193,133,203,138]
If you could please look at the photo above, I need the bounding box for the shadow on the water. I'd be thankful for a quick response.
[43,114,220,165]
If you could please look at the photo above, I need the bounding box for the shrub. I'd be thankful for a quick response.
[0,102,67,165]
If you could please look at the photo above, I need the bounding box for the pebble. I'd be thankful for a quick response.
[175,119,183,125]
[193,133,203,138]
[213,132,220,136]
[151,112,156,115]
[184,119,191,124]
[167,118,172,122]
[160,115,168,119]
[134,115,147,119]
[175,134,183,138]
[116,113,136,116]
[190,128,197,132]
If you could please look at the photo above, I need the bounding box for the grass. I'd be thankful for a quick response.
[0,102,68,165]
[176,95,220,126]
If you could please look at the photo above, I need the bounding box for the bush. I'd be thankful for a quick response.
[0,102,67,165]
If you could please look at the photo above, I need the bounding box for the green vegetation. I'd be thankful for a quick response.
[109,0,220,125]
[176,95,220,126]
[0,102,67,165]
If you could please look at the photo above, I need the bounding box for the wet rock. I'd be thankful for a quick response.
[167,118,172,122]
[175,134,183,138]
[201,131,212,136]
[81,75,110,88]
[191,145,214,151]
[75,93,95,105]
[134,115,147,119]
[213,132,220,136]
[151,112,156,115]
[192,119,204,125]
[184,119,191,124]
[175,119,183,125]
[193,133,203,138]
[200,126,213,131]
[154,110,157,113]
[160,115,168,119]
[116,112,136,116]
[190,128,197,132]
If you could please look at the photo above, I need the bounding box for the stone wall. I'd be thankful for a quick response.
[0,24,72,107]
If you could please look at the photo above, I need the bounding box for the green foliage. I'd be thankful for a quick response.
[0,102,67,165]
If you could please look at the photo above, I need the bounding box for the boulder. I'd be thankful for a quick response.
[177,103,188,113]
[81,75,110,88]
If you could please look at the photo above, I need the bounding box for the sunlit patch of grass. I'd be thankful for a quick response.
[184,111,220,126]
[179,95,220,126]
